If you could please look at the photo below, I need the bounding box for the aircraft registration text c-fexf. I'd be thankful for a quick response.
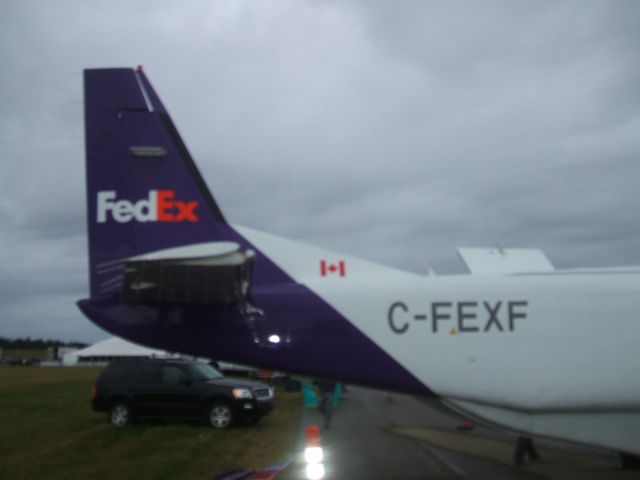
[388,300,528,335]
[78,67,640,457]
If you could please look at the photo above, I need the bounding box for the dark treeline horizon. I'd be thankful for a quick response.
[0,336,88,350]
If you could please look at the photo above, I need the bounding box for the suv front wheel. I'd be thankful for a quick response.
[109,401,132,427]
[207,402,233,429]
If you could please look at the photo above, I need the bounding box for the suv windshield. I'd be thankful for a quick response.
[188,363,224,381]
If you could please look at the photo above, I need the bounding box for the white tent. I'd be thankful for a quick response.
[62,337,256,373]
[62,337,175,366]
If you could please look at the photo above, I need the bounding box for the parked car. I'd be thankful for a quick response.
[92,359,274,428]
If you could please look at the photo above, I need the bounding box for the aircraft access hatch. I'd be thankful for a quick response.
[121,242,255,304]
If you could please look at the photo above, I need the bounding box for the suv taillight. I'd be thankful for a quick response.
[92,385,96,400]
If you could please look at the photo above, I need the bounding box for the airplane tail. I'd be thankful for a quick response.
[84,67,289,300]
[80,67,430,395]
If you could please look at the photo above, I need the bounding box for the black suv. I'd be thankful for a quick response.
[92,359,274,428]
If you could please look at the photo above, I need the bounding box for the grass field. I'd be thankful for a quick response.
[0,367,302,480]
[2,348,50,360]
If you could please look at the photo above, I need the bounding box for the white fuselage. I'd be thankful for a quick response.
[239,225,640,454]
[317,272,640,413]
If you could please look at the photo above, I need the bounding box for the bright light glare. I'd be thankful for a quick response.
[305,463,325,480]
[304,446,323,464]
[268,334,281,344]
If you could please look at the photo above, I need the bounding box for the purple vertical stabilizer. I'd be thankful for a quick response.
[80,67,433,395]
[84,68,290,298]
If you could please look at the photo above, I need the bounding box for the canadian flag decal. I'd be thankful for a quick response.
[320,260,346,277]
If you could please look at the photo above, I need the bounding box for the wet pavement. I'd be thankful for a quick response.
[282,386,633,480]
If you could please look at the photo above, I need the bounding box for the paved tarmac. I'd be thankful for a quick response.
[283,386,635,480]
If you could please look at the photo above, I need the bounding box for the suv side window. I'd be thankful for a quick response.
[100,363,132,384]
[136,364,160,383]
[161,365,189,385]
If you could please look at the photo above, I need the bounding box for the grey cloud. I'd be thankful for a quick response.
[1,0,639,341]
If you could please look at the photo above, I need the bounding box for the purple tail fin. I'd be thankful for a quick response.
[84,67,242,298]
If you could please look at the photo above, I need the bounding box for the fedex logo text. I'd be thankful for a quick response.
[97,190,199,223]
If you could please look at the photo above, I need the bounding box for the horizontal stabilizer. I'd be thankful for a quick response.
[457,247,554,274]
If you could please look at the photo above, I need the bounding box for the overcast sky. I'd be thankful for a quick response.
[1,1,639,343]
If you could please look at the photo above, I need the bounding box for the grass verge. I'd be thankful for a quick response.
[0,367,301,480]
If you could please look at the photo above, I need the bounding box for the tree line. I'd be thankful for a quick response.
[0,337,88,350]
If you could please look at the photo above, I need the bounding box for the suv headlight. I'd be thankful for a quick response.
[232,388,253,399]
